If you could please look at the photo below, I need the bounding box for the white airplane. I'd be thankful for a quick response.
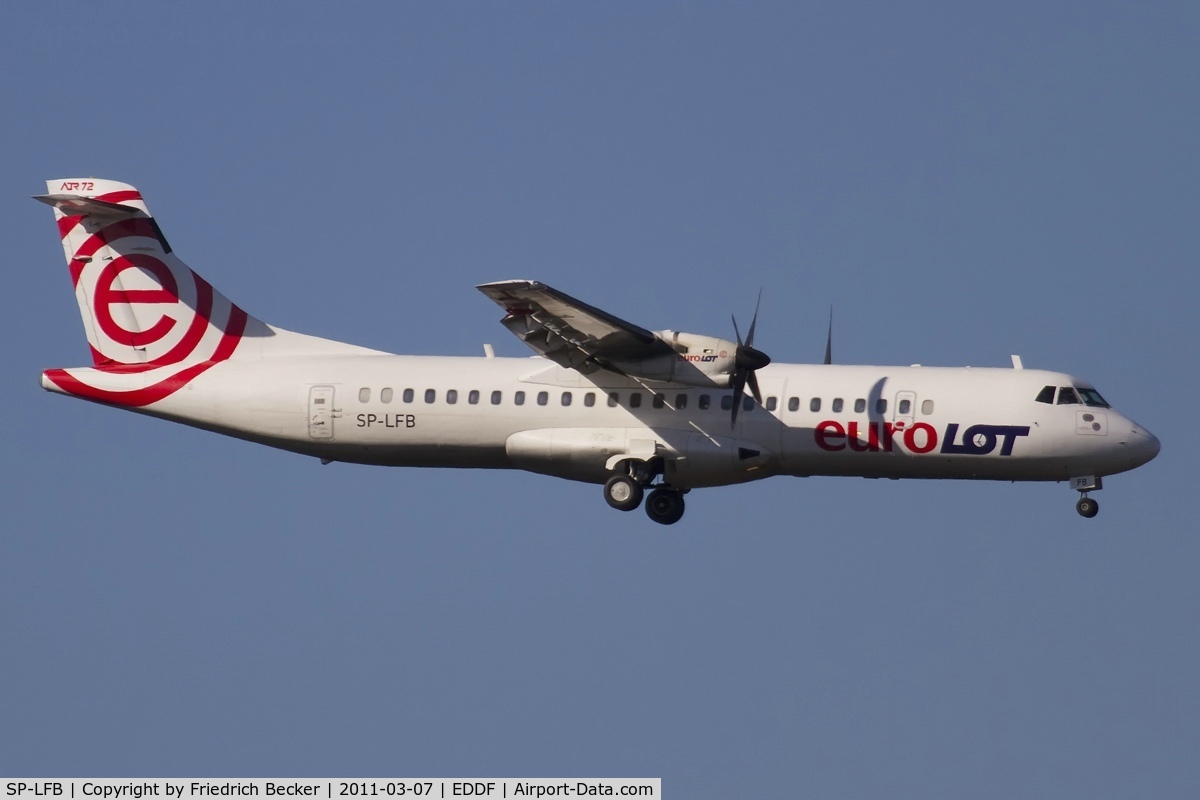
[37,178,1160,524]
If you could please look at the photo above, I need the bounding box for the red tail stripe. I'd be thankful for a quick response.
[92,271,216,372]
[42,307,248,408]
[58,216,82,239]
[74,217,161,255]
[54,190,143,240]
[96,190,142,204]
[89,345,111,366]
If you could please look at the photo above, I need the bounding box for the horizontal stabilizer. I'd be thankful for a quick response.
[33,193,140,218]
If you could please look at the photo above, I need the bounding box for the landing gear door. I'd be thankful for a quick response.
[893,391,916,428]
[308,385,336,440]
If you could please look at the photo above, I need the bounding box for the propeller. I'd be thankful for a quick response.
[729,291,772,427]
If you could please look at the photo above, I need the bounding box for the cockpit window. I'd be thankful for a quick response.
[1035,386,1055,404]
[1057,387,1082,405]
[1076,387,1110,408]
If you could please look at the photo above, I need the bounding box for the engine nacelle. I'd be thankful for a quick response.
[605,330,738,387]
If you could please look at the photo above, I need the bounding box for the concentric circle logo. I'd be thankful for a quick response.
[44,207,246,407]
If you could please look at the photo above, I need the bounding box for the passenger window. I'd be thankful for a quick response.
[721,395,733,411]
[425,389,436,404]
[788,397,800,412]
[766,397,778,411]
[629,392,642,409]
[810,398,821,412]
[537,391,549,406]
[875,399,887,414]
[699,394,711,410]
[854,398,866,413]
[491,390,502,405]
[653,393,665,409]
[403,388,414,403]
[514,391,525,406]
[608,392,619,407]
[359,388,370,403]
[832,398,844,413]
[922,399,934,415]
[1057,387,1082,405]
[381,388,393,404]
[898,398,911,415]
[562,392,572,406]
[468,390,479,405]
[446,389,458,404]
[1035,385,1056,404]
[584,392,596,407]
[676,394,688,410]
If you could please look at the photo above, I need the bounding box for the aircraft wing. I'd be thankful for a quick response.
[476,280,673,372]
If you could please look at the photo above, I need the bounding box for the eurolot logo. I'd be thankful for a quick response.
[814,420,1031,456]
[42,193,247,407]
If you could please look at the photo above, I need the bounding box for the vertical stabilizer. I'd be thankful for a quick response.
[37,178,382,408]
[36,178,250,369]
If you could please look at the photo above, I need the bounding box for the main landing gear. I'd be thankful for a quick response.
[602,460,687,525]
[644,487,686,525]
[1072,475,1102,518]
[603,474,643,512]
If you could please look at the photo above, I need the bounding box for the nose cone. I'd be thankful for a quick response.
[1125,422,1161,468]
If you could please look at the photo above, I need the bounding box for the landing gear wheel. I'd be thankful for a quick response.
[644,488,686,525]
[604,474,643,511]
[1076,496,1099,518]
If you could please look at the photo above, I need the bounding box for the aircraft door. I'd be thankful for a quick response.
[894,390,916,428]
[308,385,336,439]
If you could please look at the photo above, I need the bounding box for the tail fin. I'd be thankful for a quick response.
[39,179,383,407]
[36,178,251,369]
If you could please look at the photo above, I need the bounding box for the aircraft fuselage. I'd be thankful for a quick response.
[36,177,1159,523]
[43,355,1158,489]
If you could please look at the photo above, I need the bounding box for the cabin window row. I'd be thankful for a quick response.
[355,388,697,408]
[357,387,934,416]
[774,396,934,415]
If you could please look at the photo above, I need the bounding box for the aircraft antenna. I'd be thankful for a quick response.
[823,306,833,365]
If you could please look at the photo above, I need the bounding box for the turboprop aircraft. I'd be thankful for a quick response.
[37,178,1160,524]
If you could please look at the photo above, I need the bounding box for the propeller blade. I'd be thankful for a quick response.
[729,372,746,427]
[747,370,762,405]
[729,291,770,426]
[746,289,762,347]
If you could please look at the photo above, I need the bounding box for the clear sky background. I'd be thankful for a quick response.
[2,3,1197,797]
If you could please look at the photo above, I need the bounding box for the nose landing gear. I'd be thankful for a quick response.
[1071,475,1102,518]
[1076,495,1099,518]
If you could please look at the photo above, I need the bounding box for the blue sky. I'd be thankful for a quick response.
[3,3,1197,797]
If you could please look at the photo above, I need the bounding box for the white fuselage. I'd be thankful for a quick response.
[34,177,1161,522]
[44,354,1159,490]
